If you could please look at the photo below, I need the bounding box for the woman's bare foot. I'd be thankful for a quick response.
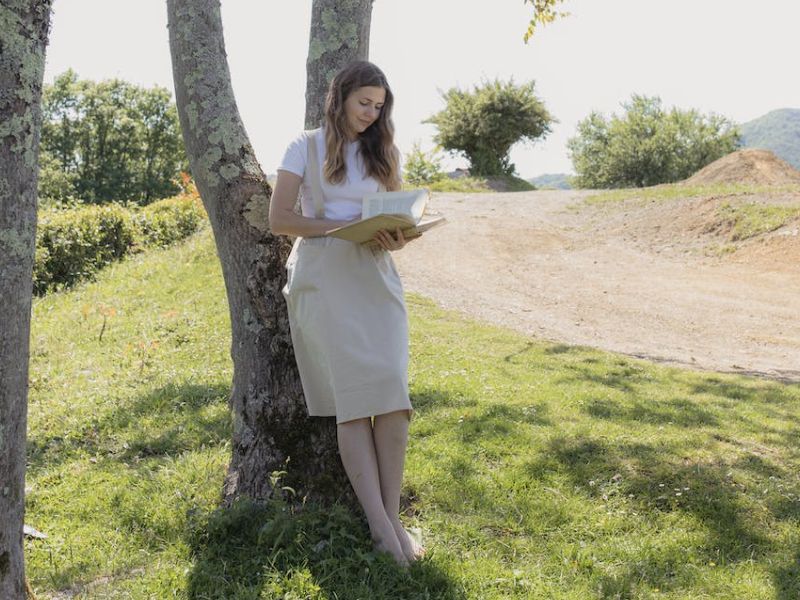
[389,517,426,562]
[372,526,409,567]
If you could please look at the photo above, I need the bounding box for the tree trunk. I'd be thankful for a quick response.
[305,0,374,128]
[166,0,373,506]
[0,1,54,597]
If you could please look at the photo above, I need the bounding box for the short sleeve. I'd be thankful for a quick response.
[278,131,308,177]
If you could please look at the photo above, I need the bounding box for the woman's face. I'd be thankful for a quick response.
[343,85,386,139]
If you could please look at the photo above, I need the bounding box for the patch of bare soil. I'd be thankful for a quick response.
[393,189,800,382]
[682,148,800,185]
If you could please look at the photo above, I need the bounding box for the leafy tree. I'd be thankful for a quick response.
[40,69,188,205]
[425,78,555,177]
[567,94,741,188]
[37,148,79,206]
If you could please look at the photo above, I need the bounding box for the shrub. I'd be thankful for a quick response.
[33,189,207,295]
[403,142,447,186]
[35,203,135,294]
[133,195,206,248]
[567,94,741,188]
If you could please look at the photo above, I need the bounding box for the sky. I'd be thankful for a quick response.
[42,0,800,178]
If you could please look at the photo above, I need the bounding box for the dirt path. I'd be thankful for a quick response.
[393,190,800,382]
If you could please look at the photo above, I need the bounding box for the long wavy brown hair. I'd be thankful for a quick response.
[322,61,401,191]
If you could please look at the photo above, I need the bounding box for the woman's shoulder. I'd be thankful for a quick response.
[279,128,320,176]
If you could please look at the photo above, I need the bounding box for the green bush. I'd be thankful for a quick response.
[567,94,741,188]
[133,195,205,248]
[403,142,447,185]
[34,195,206,295]
[35,204,135,294]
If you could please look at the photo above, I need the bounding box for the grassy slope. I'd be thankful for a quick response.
[584,183,800,242]
[26,226,800,599]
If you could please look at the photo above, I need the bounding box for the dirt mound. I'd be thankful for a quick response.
[683,148,800,186]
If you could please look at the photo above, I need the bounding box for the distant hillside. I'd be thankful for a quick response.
[740,108,800,170]
[528,173,572,190]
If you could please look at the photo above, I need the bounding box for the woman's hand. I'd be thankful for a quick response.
[373,227,412,251]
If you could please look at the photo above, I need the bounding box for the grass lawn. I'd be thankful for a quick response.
[25,226,800,599]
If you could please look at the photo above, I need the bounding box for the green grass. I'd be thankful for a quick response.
[405,177,491,193]
[584,182,800,205]
[25,227,800,599]
[716,202,800,240]
[405,174,536,193]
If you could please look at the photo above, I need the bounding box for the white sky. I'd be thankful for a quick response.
[43,0,800,178]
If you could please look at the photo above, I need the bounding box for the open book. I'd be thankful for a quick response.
[326,189,447,244]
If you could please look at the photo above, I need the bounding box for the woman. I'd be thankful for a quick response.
[268,60,424,566]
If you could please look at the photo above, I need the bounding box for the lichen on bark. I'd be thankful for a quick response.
[243,192,270,233]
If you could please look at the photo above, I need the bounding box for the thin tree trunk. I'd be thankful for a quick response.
[305,0,374,128]
[166,0,372,506]
[0,1,54,597]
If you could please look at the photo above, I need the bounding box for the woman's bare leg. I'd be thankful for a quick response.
[373,410,425,561]
[337,417,407,566]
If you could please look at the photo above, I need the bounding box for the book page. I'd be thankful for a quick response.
[361,189,429,222]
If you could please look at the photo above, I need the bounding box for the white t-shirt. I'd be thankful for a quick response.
[277,127,397,221]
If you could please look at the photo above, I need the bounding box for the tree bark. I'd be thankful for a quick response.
[305,0,374,128]
[166,0,373,506]
[0,1,53,597]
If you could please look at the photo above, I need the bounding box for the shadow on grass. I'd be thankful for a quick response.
[522,359,800,597]
[27,380,231,469]
[413,356,800,596]
[185,497,466,600]
[586,396,719,428]
[524,434,782,595]
[409,388,478,415]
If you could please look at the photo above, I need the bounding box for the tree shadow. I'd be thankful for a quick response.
[523,429,800,595]
[410,388,478,415]
[585,396,719,428]
[27,380,231,470]
[772,542,800,600]
[185,497,466,599]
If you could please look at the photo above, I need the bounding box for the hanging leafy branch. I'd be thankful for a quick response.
[522,0,571,42]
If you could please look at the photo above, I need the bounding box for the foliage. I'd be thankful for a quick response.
[39,68,189,206]
[33,177,206,295]
[23,231,800,597]
[133,194,205,248]
[740,108,800,170]
[425,78,555,178]
[568,94,741,189]
[523,0,571,42]
[717,201,800,241]
[34,203,136,295]
[36,148,80,207]
[403,142,447,186]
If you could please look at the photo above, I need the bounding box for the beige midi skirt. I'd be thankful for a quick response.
[281,236,412,424]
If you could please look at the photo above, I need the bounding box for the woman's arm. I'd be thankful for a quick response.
[268,170,355,237]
